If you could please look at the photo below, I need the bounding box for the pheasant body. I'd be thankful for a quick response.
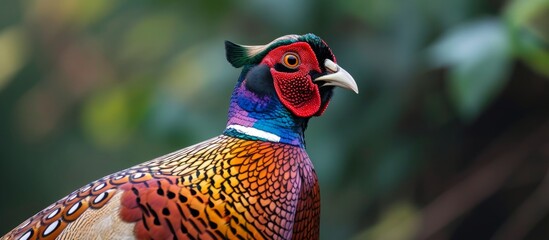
[2,33,357,240]
[5,136,318,239]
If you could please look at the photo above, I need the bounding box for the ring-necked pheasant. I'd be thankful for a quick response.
[2,33,358,240]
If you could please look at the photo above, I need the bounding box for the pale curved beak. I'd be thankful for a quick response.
[314,59,359,94]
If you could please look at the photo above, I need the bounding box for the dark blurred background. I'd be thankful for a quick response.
[1,0,549,239]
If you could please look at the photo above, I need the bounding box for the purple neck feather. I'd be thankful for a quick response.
[224,81,307,147]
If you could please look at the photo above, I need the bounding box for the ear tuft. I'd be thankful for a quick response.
[225,41,248,68]
[225,35,301,68]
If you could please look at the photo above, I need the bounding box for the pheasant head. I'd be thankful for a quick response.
[224,33,358,146]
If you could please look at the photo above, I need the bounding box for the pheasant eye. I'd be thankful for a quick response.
[282,53,300,69]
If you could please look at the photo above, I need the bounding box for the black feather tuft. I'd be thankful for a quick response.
[244,65,275,96]
[225,34,334,70]
[225,41,248,68]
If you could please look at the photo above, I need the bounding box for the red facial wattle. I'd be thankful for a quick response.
[315,96,330,116]
[261,42,329,118]
[271,71,321,118]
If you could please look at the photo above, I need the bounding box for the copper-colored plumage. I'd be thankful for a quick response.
[3,33,359,240]
[2,135,320,240]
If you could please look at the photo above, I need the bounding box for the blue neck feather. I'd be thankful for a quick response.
[223,66,308,147]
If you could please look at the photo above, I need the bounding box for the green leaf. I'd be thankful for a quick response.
[0,26,28,92]
[505,0,549,77]
[429,19,512,121]
[81,82,151,148]
[505,0,549,42]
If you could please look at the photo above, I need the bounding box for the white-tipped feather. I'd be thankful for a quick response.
[242,35,300,58]
[226,124,281,142]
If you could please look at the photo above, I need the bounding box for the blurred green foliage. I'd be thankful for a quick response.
[1,0,549,239]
